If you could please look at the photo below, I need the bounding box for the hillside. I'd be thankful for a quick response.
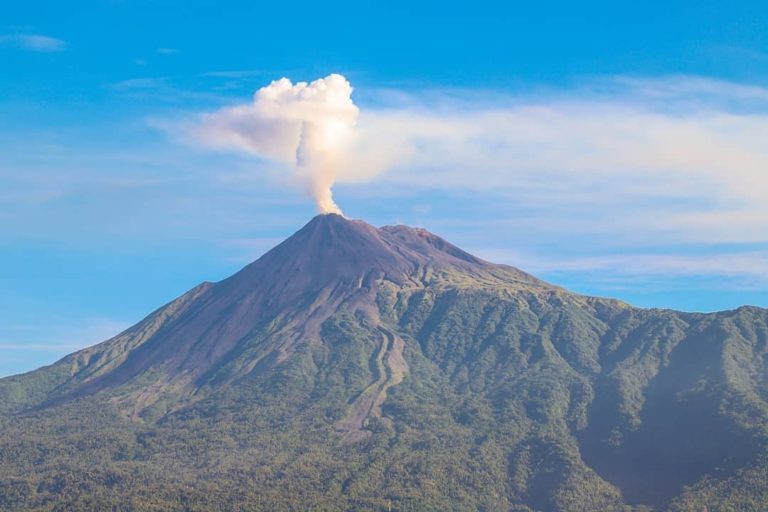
[2,214,768,511]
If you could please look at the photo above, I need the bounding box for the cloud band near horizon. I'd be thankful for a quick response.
[178,74,768,246]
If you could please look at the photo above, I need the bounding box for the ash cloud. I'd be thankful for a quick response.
[191,73,358,215]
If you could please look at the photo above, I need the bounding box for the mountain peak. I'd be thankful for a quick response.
[234,214,490,290]
[27,215,546,411]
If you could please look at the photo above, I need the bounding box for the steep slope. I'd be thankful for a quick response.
[0,215,542,420]
[2,214,768,511]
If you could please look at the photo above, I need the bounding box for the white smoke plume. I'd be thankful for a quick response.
[181,74,768,243]
[194,73,358,215]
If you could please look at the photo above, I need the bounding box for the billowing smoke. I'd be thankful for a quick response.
[195,74,358,215]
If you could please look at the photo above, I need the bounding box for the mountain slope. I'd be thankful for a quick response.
[2,214,768,511]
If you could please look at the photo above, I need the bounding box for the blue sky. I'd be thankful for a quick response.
[2,0,768,377]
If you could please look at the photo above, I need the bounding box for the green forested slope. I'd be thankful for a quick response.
[2,215,767,511]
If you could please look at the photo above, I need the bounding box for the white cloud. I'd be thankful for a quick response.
[220,237,287,263]
[187,74,359,215]
[0,34,66,52]
[203,70,262,78]
[511,251,768,280]
[111,77,167,91]
[179,75,768,245]
[345,81,768,190]
[0,317,130,354]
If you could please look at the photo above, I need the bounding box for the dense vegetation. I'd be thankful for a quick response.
[2,215,768,511]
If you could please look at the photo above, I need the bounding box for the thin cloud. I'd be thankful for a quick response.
[157,47,179,55]
[0,342,96,352]
[476,248,768,290]
[109,77,228,104]
[177,75,768,245]
[221,237,287,264]
[0,318,131,353]
[0,34,66,52]
[111,77,167,91]
[202,70,264,78]
[0,317,131,377]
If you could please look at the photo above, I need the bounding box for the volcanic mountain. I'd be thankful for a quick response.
[2,214,768,511]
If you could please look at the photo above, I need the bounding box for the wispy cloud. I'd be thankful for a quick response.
[0,34,66,52]
[0,317,130,377]
[202,70,264,78]
[111,77,167,91]
[157,47,179,55]
[0,317,130,351]
[175,74,768,246]
[221,236,289,264]
[479,249,768,287]
[108,77,228,104]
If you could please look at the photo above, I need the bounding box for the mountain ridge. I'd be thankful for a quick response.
[2,214,768,511]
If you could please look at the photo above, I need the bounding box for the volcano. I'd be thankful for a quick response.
[2,214,768,511]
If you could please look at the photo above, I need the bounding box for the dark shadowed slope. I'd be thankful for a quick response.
[2,214,768,511]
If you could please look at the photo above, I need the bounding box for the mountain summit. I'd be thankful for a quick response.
[2,215,768,511]
[21,214,546,413]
